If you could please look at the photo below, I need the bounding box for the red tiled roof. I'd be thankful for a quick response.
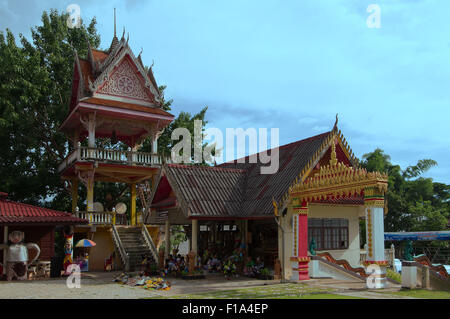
[78,58,93,91]
[92,49,109,63]
[82,97,174,118]
[0,197,88,225]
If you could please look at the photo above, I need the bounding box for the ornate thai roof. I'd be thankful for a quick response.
[69,32,163,112]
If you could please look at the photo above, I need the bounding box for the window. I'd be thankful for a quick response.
[308,218,349,250]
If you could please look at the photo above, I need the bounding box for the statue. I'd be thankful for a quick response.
[309,238,317,256]
[274,258,282,280]
[0,231,40,281]
[187,251,196,274]
[404,240,413,261]
[63,226,74,274]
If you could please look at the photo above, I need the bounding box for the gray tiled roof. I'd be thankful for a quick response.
[164,164,247,218]
[158,131,331,218]
[220,131,330,217]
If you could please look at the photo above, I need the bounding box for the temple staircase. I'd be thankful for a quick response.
[111,225,158,272]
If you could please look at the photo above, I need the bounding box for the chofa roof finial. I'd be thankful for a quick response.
[114,8,117,38]
[333,113,338,131]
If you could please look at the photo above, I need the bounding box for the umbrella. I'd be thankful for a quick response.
[75,239,96,248]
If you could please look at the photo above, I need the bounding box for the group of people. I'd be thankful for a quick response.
[163,254,188,276]
[155,246,266,280]
[243,256,265,277]
[201,248,266,280]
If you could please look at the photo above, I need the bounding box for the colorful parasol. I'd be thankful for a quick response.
[75,239,96,248]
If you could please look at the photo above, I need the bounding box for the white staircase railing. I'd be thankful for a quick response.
[111,225,130,272]
[360,244,395,266]
[141,225,158,263]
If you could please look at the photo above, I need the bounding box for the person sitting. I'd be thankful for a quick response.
[253,257,264,276]
[206,256,219,273]
[244,257,255,277]
[168,257,177,274]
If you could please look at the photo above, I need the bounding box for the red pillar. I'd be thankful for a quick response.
[292,201,310,280]
[297,202,310,280]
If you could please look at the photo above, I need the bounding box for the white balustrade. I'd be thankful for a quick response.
[360,245,395,267]
[58,146,170,172]
[75,211,127,226]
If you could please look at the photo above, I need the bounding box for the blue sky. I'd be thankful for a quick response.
[1,0,449,183]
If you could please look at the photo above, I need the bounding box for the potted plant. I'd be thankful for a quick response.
[259,268,273,280]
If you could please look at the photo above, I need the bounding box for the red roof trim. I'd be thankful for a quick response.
[0,198,88,225]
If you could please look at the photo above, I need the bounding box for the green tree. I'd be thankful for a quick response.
[0,10,100,209]
[141,103,210,164]
[360,149,448,236]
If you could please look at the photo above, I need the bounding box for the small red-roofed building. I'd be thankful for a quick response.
[0,192,87,276]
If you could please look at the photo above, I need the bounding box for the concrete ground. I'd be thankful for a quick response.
[0,272,414,299]
[0,272,281,299]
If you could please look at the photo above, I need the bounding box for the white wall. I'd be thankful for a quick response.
[308,204,363,268]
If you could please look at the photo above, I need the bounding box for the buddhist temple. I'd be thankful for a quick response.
[57,25,391,288]
[149,122,390,287]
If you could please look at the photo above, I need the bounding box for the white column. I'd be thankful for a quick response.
[86,172,94,224]
[366,206,385,262]
[152,136,158,154]
[88,113,96,148]
[3,226,7,275]
[365,206,387,288]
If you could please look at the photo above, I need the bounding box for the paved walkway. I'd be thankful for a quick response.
[0,272,411,299]
[0,272,161,299]
[0,272,280,299]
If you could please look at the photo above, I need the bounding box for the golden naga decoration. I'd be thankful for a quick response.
[290,142,388,204]
[272,198,279,217]
[275,126,359,211]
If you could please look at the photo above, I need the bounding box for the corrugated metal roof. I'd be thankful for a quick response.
[158,131,332,218]
[221,131,330,217]
[165,164,247,218]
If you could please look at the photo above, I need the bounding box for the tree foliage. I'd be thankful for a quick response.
[0,10,100,208]
[360,149,449,253]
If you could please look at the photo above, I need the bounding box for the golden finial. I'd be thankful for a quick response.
[333,113,338,131]
[330,137,337,166]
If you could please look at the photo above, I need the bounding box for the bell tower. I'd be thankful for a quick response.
[58,22,174,226]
